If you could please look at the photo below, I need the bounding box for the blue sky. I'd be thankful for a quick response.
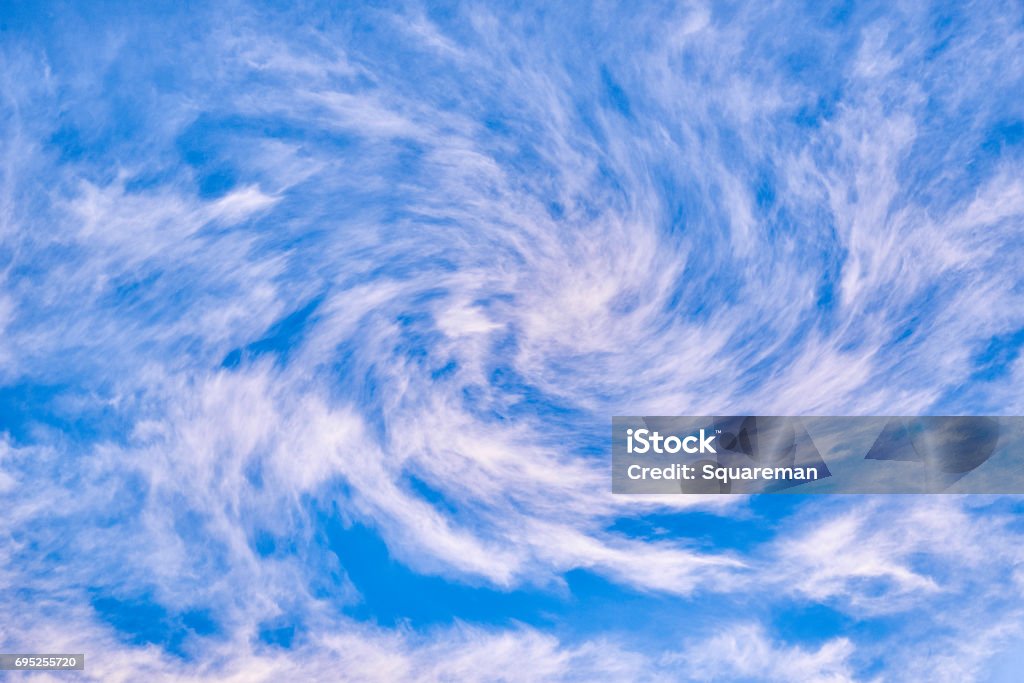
[2,1,1024,680]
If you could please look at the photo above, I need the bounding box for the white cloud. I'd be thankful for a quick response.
[671,624,858,683]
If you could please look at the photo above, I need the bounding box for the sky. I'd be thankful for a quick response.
[1,1,1024,681]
